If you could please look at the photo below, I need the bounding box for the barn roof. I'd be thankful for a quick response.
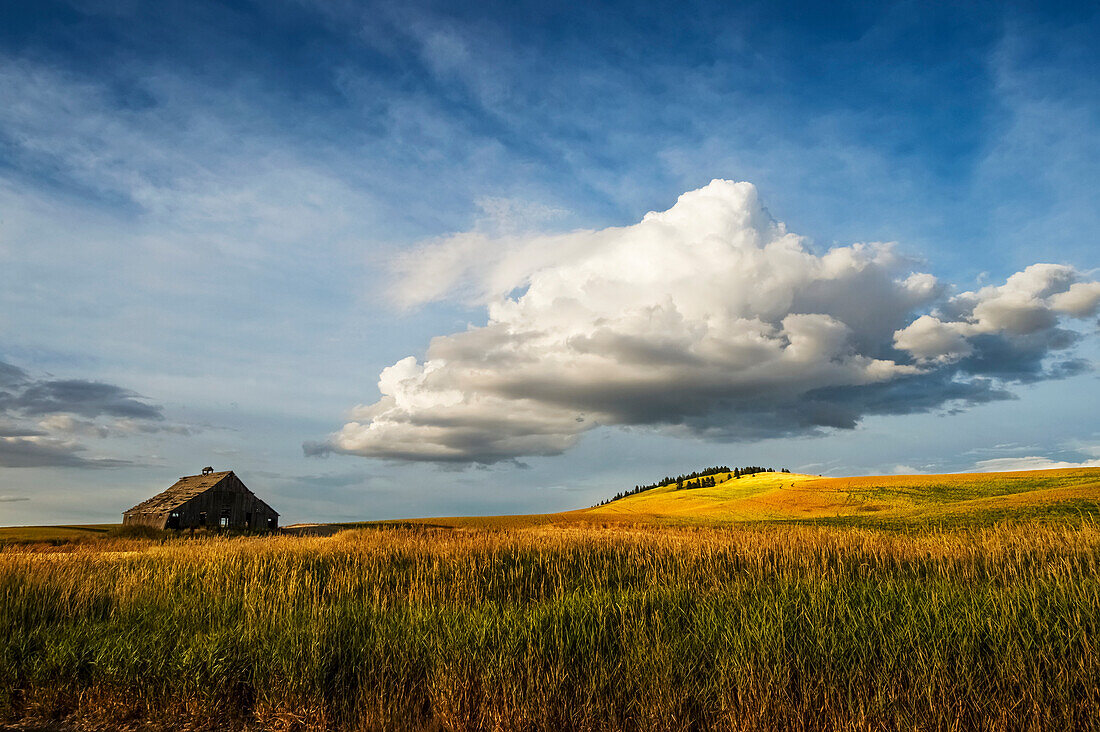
[124,470,237,516]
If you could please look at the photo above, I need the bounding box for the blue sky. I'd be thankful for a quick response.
[1,0,1098,525]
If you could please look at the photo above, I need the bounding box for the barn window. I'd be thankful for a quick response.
[198,512,207,526]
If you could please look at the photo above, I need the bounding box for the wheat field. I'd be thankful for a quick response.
[3,518,1100,731]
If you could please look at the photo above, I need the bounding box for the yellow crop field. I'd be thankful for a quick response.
[583,467,1100,526]
[358,467,1100,531]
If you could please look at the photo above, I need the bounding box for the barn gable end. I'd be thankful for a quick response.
[123,470,279,531]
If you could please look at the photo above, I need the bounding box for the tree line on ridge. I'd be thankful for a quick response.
[595,465,792,506]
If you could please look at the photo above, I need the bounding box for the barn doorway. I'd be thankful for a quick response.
[166,512,181,530]
[219,509,231,529]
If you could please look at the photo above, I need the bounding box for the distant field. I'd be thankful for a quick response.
[0,523,120,546]
[359,467,1100,531]
[7,469,1100,542]
[3,468,1100,730]
[584,467,1100,526]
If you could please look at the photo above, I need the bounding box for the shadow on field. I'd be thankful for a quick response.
[281,521,456,537]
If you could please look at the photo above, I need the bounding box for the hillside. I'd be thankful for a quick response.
[310,467,1100,532]
[584,467,1100,526]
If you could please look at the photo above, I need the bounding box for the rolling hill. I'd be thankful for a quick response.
[5,468,1100,544]
[583,467,1100,526]
[315,467,1100,532]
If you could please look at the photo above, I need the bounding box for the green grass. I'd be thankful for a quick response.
[3,522,1100,730]
[0,524,121,546]
[843,473,1100,503]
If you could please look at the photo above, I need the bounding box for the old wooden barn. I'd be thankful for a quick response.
[123,468,279,531]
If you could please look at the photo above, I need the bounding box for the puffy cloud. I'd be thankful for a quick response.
[317,180,1099,464]
[1050,281,1100,317]
[892,263,1099,384]
[893,315,975,361]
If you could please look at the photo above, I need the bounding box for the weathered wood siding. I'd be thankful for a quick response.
[123,473,279,530]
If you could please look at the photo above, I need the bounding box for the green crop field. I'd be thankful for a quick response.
[3,468,1100,731]
[0,524,121,547]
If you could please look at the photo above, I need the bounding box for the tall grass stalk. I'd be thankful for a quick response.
[2,523,1099,730]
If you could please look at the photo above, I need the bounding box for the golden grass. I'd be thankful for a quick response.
[3,469,1099,729]
[3,521,1100,730]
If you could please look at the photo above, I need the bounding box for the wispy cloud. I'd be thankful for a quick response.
[971,456,1100,472]
[0,435,134,469]
[0,359,178,468]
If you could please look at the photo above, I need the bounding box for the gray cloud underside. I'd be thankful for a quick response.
[0,436,135,469]
[0,361,166,468]
[0,364,164,421]
[316,181,1100,465]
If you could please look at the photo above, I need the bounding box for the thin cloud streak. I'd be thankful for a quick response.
[970,456,1100,472]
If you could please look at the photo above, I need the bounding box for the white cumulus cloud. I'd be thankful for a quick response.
[893,263,1100,362]
[314,180,1099,464]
